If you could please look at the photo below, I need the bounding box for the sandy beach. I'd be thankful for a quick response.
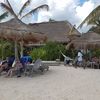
[0,65,100,100]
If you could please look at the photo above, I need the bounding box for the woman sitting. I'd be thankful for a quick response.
[0,60,8,75]
[6,59,23,77]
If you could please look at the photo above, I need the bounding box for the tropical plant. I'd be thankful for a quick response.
[88,18,100,33]
[78,5,100,28]
[44,42,66,60]
[0,12,8,21]
[0,0,49,21]
[92,49,100,57]
[30,42,66,61]
[88,26,100,33]
[30,48,46,60]
[0,40,14,59]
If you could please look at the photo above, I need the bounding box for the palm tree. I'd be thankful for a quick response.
[78,5,100,28]
[87,18,100,33]
[0,12,8,21]
[88,26,100,33]
[0,0,49,59]
[0,0,49,21]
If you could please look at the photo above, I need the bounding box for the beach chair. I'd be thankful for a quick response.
[31,59,49,74]
[24,59,49,76]
[40,62,49,71]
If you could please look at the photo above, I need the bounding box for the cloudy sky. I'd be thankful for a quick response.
[0,0,100,32]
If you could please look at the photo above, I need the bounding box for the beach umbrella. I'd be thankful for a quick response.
[0,18,47,59]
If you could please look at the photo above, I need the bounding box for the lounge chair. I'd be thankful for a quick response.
[24,59,49,76]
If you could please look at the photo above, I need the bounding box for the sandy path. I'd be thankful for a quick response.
[0,65,100,100]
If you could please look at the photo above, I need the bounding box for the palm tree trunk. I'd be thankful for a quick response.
[20,41,24,58]
[15,40,19,60]
[1,46,4,60]
[1,39,4,60]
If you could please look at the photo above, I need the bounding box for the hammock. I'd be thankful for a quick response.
[60,51,73,61]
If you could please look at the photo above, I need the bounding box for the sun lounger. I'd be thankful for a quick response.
[31,59,49,74]
[24,59,49,76]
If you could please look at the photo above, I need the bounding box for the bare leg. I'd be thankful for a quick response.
[0,67,3,75]
[9,70,13,77]
[6,70,11,77]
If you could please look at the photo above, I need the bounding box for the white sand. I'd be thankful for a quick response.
[0,65,100,100]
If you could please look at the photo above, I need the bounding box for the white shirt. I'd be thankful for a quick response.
[78,52,83,61]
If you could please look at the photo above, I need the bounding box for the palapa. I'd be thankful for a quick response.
[71,32,100,49]
[0,18,47,59]
[0,18,46,43]
[29,21,80,43]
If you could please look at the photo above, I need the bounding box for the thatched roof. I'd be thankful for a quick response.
[0,18,46,43]
[72,32,100,49]
[29,21,80,43]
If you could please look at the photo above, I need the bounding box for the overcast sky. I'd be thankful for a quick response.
[0,0,100,32]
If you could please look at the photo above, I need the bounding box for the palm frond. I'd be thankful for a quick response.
[1,1,18,18]
[21,4,49,19]
[0,3,12,14]
[96,20,100,26]
[88,26,100,33]
[78,5,100,29]
[6,0,18,18]
[18,0,32,16]
[0,12,8,21]
[5,0,10,7]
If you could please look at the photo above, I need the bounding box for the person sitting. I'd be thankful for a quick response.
[6,59,23,77]
[7,55,15,72]
[0,56,15,75]
[91,56,99,69]
[0,60,8,75]
[20,56,28,67]
[20,56,32,71]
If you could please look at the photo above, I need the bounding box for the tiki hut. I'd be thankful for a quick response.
[0,18,46,43]
[29,21,80,44]
[0,18,46,59]
[72,32,100,50]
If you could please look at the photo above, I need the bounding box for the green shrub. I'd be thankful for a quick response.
[0,40,14,59]
[30,48,46,60]
[92,49,100,57]
[30,42,66,61]
[65,49,77,59]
